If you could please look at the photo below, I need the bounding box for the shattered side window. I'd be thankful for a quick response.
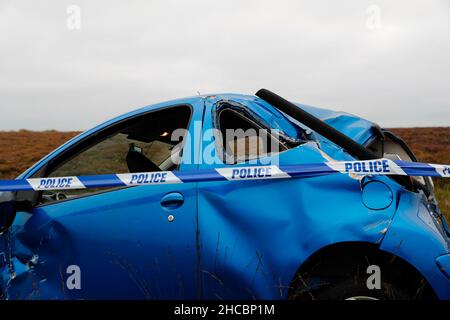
[214,103,290,164]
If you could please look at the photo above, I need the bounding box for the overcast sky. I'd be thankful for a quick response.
[0,0,449,130]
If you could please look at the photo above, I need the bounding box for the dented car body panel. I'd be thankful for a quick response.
[3,184,199,299]
[0,94,449,299]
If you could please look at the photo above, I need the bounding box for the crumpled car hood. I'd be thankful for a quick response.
[298,103,379,146]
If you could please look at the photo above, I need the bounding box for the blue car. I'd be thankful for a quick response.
[0,89,449,300]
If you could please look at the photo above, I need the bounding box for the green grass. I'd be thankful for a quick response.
[434,180,450,222]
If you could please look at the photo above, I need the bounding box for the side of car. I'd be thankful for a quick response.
[1,94,448,299]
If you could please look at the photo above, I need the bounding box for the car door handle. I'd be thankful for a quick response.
[160,192,184,209]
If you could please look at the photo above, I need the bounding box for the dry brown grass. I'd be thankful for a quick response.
[390,127,450,219]
[0,130,80,179]
[389,127,450,165]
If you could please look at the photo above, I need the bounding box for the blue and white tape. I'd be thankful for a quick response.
[0,159,448,192]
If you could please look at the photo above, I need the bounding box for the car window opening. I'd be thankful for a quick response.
[39,105,191,204]
[216,107,290,164]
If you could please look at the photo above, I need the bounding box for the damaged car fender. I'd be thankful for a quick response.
[197,96,399,299]
[379,190,450,299]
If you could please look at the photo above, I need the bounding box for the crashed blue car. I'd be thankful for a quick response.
[0,89,449,300]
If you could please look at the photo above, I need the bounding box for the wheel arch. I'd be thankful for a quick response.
[287,241,437,300]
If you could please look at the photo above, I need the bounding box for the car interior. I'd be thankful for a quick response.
[121,106,191,172]
[38,105,191,203]
[216,107,287,163]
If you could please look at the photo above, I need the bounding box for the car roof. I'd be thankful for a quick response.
[124,93,378,144]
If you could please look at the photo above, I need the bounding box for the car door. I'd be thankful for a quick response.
[197,97,316,299]
[2,102,203,299]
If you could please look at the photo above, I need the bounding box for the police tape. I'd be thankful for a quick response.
[0,158,449,192]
